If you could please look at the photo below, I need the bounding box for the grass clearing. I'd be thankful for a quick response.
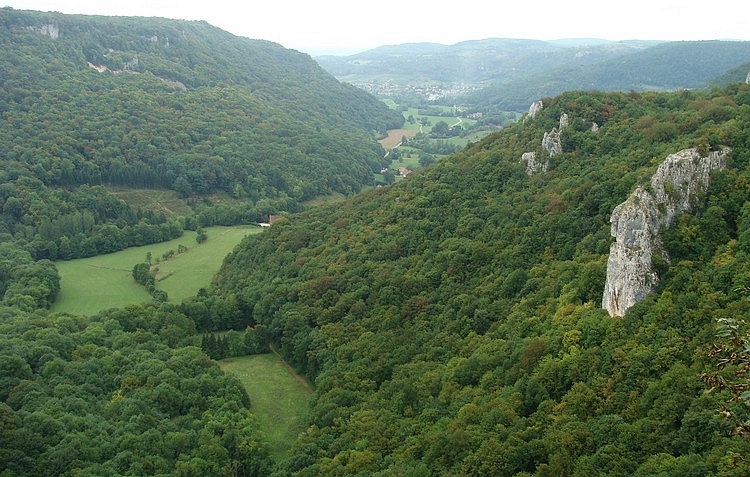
[108,187,194,217]
[52,225,261,316]
[390,146,424,169]
[153,226,259,302]
[219,354,313,462]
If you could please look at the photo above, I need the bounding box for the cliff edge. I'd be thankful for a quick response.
[602,146,731,317]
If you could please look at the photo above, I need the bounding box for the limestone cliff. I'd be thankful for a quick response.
[525,100,544,122]
[27,23,59,39]
[522,152,547,175]
[602,147,731,317]
[521,112,568,175]
[542,129,563,157]
[542,113,568,157]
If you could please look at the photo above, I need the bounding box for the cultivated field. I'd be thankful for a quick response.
[219,354,313,461]
[378,128,417,150]
[51,225,261,316]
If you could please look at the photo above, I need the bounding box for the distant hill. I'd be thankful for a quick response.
[709,61,750,87]
[468,40,750,112]
[0,8,403,210]
[317,38,750,111]
[316,38,658,86]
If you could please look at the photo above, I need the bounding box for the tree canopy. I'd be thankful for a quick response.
[3,7,750,475]
[205,83,750,474]
[0,8,403,259]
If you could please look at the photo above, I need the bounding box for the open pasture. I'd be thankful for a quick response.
[51,225,260,316]
[220,354,313,462]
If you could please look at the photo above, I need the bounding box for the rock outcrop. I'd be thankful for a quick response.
[521,112,568,175]
[522,152,548,175]
[602,147,731,317]
[525,100,544,122]
[559,113,569,129]
[27,23,59,39]
[542,129,563,157]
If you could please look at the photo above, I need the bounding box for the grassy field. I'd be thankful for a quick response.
[51,225,261,316]
[219,354,313,462]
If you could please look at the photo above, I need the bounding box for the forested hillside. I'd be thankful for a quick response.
[468,41,750,113]
[0,11,404,474]
[0,8,403,263]
[204,83,750,474]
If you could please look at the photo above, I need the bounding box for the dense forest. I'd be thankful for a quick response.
[201,84,750,475]
[0,11,402,474]
[0,8,403,262]
[4,7,750,477]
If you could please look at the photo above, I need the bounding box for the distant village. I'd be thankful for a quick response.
[351,80,480,101]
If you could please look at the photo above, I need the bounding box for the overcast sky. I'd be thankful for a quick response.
[4,0,749,55]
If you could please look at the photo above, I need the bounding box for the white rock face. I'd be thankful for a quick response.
[542,129,563,157]
[525,100,544,122]
[521,151,548,175]
[27,23,59,39]
[602,187,662,317]
[559,113,569,129]
[602,147,731,317]
[542,113,568,157]
[521,113,568,175]
[746,71,750,84]
[650,148,727,226]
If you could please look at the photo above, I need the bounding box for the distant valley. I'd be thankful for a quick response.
[316,38,750,113]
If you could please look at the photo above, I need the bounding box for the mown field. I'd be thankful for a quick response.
[51,225,261,316]
[219,354,313,462]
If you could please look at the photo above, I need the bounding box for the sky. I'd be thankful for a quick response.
[3,0,749,56]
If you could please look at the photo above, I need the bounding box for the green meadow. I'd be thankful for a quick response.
[219,354,313,462]
[51,225,261,316]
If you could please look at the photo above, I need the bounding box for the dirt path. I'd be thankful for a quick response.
[269,344,314,394]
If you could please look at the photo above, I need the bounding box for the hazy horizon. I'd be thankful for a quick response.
[3,0,749,56]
